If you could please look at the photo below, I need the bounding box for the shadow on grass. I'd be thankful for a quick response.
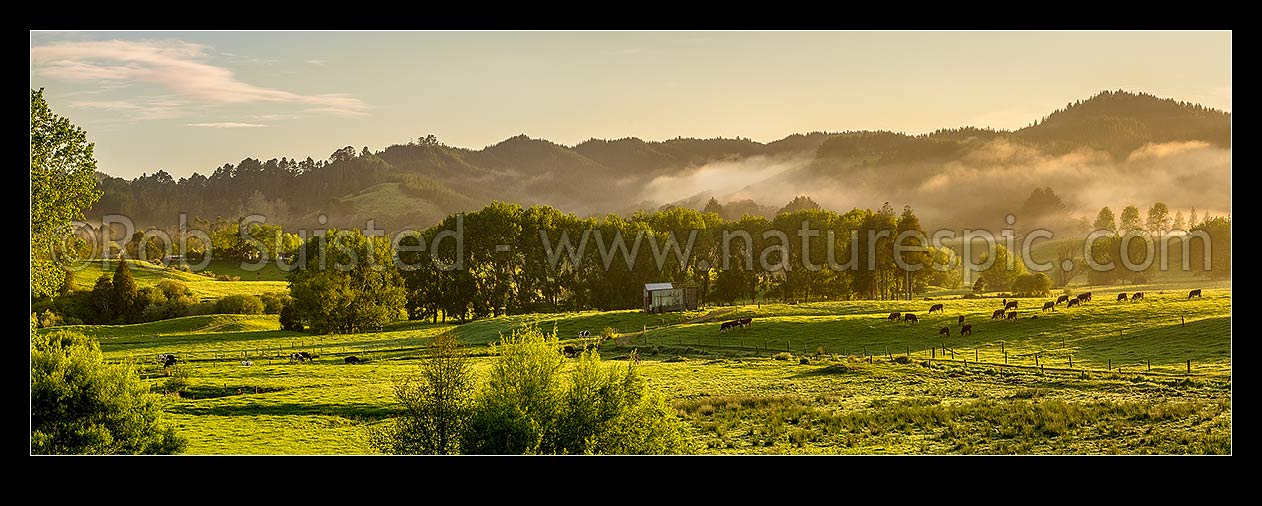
[170,401,396,419]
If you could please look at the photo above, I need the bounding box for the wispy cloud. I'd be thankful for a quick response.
[305,59,327,66]
[186,122,268,128]
[31,39,368,116]
[69,95,193,120]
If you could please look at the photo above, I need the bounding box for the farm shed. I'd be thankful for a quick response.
[643,282,699,313]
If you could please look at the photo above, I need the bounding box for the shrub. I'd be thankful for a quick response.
[891,355,913,365]
[457,324,689,454]
[279,304,304,332]
[259,291,291,314]
[369,331,471,454]
[214,274,240,282]
[162,366,191,396]
[214,294,264,315]
[37,309,63,328]
[773,352,793,361]
[31,330,186,454]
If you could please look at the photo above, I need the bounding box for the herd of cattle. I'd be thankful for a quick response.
[887,288,1205,338]
[154,350,371,367]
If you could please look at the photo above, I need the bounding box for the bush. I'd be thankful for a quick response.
[773,352,793,361]
[36,309,63,328]
[31,330,186,454]
[279,304,304,332]
[214,274,240,282]
[214,294,264,315]
[259,291,291,314]
[1011,272,1053,297]
[457,324,689,454]
[369,331,471,454]
[162,366,191,396]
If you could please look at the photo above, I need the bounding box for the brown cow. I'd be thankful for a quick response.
[1067,298,1080,308]
[888,312,901,321]
[1056,295,1070,305]
[991,309,1006,319]
[1042,301,1055,312]
[1117,293,1128,302]
[958,315,965,325]
[1005,300,1019,310]
[928,303,944,314]
[1131,292,1144,301]
[1188,289,1202,299]
[904,313,919,323]
[938,326,950,337]
[960,324,973,336]
[1006,311,1017,320]
[1078,292,1093,302]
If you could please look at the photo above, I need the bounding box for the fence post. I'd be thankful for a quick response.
[1001,341,1005,355]
[1108,359,1111,370]
[906,346,911,357]
[1147,359,1151,372]
[1187,360,1191,375]
[932,347,935,358]
[1069,355,1073,368]
[974,349,978,362]
[1003,350,1007,364]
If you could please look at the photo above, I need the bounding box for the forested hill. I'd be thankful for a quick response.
[89,90,1230,232]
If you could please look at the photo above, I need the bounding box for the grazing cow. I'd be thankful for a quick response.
[1117,293,1128,302]
[1042,301,1055,312]
[991,309,1006,319]
[1006,311,1018,321]
[1131,292,1144,301]
[928,303,944,314]
[888,312,901,321]
[578,330,590,338]
[1056,295,1070,305]
[1188,289,1202,299]
[960,324,973,336]
[344,356,361,365]
[904,313,919,324]
[240,360,254,366]
[562,345,579,358]
[1005,300,1019,310]
[290,352,313,363]
[719,321,735,333]
[157,354,178,368]
[938,326,950,337]
[1067,298,1080,308]
[737,317,753,328]
[958,315,965,325]
[1078,292,1093,302]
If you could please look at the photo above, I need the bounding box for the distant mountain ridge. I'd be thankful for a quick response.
[90,90,1230,231]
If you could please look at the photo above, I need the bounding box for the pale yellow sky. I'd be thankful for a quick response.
[30,31,1231,178]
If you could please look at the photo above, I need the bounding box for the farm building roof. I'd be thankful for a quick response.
[644,282,674,291]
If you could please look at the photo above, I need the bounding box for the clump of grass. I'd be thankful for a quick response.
[799,357,810,365]
[773,352,793,361]
[891,355,913,365]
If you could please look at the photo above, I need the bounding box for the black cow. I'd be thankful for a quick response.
[888,312,901,321]
[157,353,178,368]
[1188,289,1202,299]
[960,324,973,336]
[562,345,580,357]
[719,321,736,332]
[928,303,944,314]
[1131,292,1144,301]
[1067,298,1081,308]
[1117,293,1128,302]
[958,315,965,325]
[1056,295,1070,305]
[578,330,590,338]
[1006,311,1017,320]
[938,326,950,337]
[344,356,360,365]
[904,313,919,324]
[1078,292,1093,302]
[737,317,752,328]
[290,352,313,363]
[1042,301,1055,312]
[991,309,1006,319]
[1005,300,1019,310]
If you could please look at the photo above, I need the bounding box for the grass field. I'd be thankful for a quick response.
[67,259,288,299]
[41,280,1231,455]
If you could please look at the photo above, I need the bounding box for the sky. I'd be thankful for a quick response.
[30,31,1232,179]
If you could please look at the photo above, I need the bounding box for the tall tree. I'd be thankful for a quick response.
[1147,202,1170,234]
[112,261,138,323]
[1189,207,1199,228]
[1173,210,1186,231]
[702,197,723,216]
[1093,207,1117,233]
[1119,205,1143,232]
[31,89,102,297]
